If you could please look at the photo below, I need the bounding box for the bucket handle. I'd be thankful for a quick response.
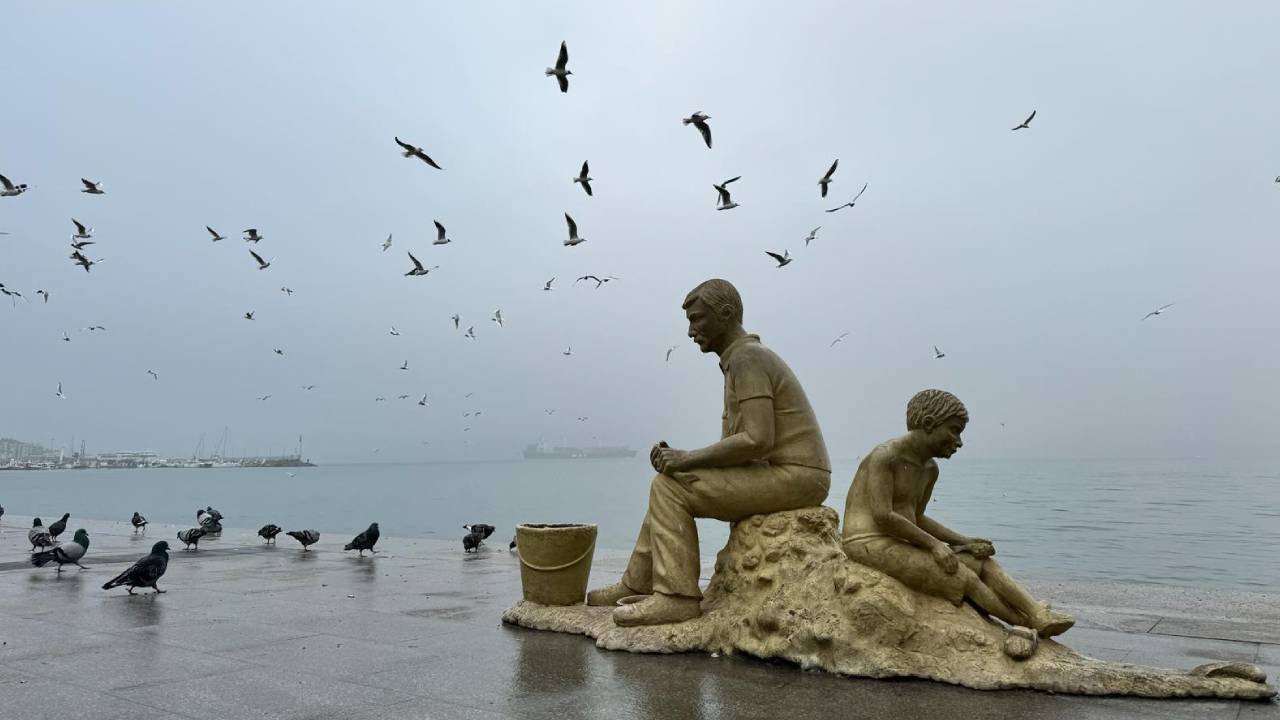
[518,539,596,572]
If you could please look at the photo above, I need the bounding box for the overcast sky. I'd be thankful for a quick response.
[2,2,1278,463]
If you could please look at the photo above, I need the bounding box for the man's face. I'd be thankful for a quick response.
[686,299,729,353]
[928,417,966,459]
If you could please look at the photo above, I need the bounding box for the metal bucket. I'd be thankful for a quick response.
[516,523,597,606]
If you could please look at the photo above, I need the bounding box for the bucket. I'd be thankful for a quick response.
[516,523,597,606]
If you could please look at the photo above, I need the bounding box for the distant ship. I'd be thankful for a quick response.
[523,442,637,459]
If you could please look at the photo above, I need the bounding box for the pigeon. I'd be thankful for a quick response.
[682,111,712,149]
[432,220,451,245]
[546,41,571,93]
[249,249,271,270]
[48,512,70,541]
[563,213,585,246]
[381,233,392,252]
[830,332,849,347]
[492,309,503,327]
[804,226,821,246]
[462,530,485,553]
[204,506,224,523]
[102,541,170,594]
[258,524,283,544]
[243,228,264,243]
[818,159,838,198]
[32,528,89,572]
[1011,110,1036,131]
[1141,303,1174,321]
[405,252,436,276]
[573,161,593,196]
[206,226,225,242]
[543,277,555,291]
[463,523,496,540]
[934,345,946,359]
[146,369,159,380]
[765,250,792,268]
[509,536,517,550]
[714,177,740,210]
[71,218,93,240]
[29,518,53,551]
[344,522,380,556]
[0,172,30,196]
[287,529,320,550]
[0,504,4,522]
[826,182,868,213]
[177,527,207,550]
[131,512,148,532]
[394,137,443,169]
[80,178,105,194]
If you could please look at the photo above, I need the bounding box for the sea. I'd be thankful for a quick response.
[1,456,1276,592]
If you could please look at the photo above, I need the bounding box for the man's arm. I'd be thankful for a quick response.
[656,397,775,473]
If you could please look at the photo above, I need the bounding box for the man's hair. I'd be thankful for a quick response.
[906,389,968,430]
[683,279,743,324]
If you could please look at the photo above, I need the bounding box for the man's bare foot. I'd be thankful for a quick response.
[612,593,701,627]
[586,582,643,607]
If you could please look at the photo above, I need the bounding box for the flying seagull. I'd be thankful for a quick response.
[682,111,712,149]
[0,172,30,196]
[70,239,94,250]
[56,382,65,399]
[544,277,555,291]
[80,178,105,194]
[400,360,409,371]
[71,218,93,240]
[273,348,284,356]
[249,249,271,270]
[562,345,573,356]
[418,394,429,406]
[62,332,71,342]
[804,226,821,246]
[666,346,677,362]
[826,182,868,213]
[243,228,263,243]
[344,522,380,556]
[101,541,169,594]
[1141,303,1174,321]
[714,176,741,210]
[286,529,320,551]
[389,326,400,336]
[394,137,443,169]
[206,226,225,242]
[818,159,838,197]
[451,313,460,329]
[1011,110,1036,131]
[546,41,571,93]
[281,286,294,295]
[575,274,617,289]
[573,161,593,196]
[375,397,386,402]
[465,326,476,340]
[36,289,48,303]
[244,311,254,320]
[431,220,452,246]
[765,250,792,268]
[492,309,503,327]
[32,528,90,572]
[257,394,272,401]
[382,233,392,252]
[830,332,849,347]
[301,385,315,391]
[934,345,946,359]
[404,252,436,276]
[563,213,586,246]
[146,369,159,380]
[70,250,99,272]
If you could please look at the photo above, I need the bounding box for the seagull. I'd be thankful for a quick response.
[257,394,272,401]
[70,239,94,250]
[70,250,99,272]
[56,382,65,399]
[398,394,410,400]
[280,287,294,295]
[0,173,29,197]
[562,345,573,356]
[375,397,386,402]
[382,233,393,252]
[389,326,400,336]
[394,137,443,169]
[564,213,586,246]
[101,541,169,593]
[249,249,271,270]
[575,275,617,289]
[465,326,476,340]
[32,528,90,572]
[243,228,263,243]
[301,385,315,391]
[433,220,451,245]
[546,41,571,93]
[492,309,503,327]
[146,369,159,380]
[400,360,409,371]
[765,250,792,268]
[714,176,741,210]
[343,522,380,556]
[818,159,838,197]
[404,252,436,276]
[80,178,105,194]
[36,289,48,303]
[418,395,429,406]
[573,161,593,196]
[1011,110,1037,131]
[206,226,225,242]
[544,277,555,291]
[666,346,677,362]
[826,182,868,213]
[62,332,71,342]
[244,311,254,320]
[934,345,946,359]
[286,529,320,551]
[1141,303,1174,321]
[84,325,106,332]
[71,218,93,240]
[577,416,588,422]
[274,348,285,356]
[804,227,821,246]
[451,314,461,329]
[830,332,849,347]
[682,111,712,149]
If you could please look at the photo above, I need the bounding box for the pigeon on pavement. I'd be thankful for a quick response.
[102,541,170,594]
[32,528,90,572]
[344,523,380,556]
[287,529,320,551]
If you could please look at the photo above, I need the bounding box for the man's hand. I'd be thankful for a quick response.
[655,446,694,475]
[931,543,959,574]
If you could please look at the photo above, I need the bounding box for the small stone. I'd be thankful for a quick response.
[1003,627,1038,660]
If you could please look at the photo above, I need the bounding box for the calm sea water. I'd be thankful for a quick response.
[1,457,1276,591]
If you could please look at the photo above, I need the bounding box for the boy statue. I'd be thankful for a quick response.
[842,389,1074,637]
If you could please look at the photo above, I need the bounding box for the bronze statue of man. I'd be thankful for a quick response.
[842,389,1074,637]
[587,279,832,626]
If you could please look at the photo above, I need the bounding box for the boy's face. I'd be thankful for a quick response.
[927,416,966,459]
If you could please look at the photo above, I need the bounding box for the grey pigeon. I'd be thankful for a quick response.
[509,536,517,550]
[102,541,169,594]
[462,530,485,553]
[463,523,496,540]
[344,523,380,556]
[32,528,90,572]
[287,529,320,551]
[48,512,70,541]
[258,524,283,543]
[131,512,147,532]
[29,518,53,551]
[177,527,207,551]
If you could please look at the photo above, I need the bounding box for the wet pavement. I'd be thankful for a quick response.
[0,515,1276,719]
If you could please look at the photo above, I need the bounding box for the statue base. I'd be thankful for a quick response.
[502,507,1274,700]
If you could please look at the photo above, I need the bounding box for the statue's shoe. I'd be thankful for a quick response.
[586,582,643,607]
[612,593,701,627]
[1030,606,1075,638]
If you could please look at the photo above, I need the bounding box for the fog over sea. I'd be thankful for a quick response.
[2,455,1276,591]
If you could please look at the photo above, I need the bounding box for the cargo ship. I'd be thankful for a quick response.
[522,442,637,459]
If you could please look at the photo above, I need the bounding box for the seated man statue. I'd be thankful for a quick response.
[587,278,832,626]
[842,389,1074,637]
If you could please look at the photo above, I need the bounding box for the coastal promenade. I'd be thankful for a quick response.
[1,516,1275,719]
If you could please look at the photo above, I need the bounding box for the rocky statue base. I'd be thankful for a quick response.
[503,507,1275,700]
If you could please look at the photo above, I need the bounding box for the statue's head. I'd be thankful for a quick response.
[683,279,744,353]
[905,389,968,459]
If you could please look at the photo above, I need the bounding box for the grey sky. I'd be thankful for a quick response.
[2,2,1278,462]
